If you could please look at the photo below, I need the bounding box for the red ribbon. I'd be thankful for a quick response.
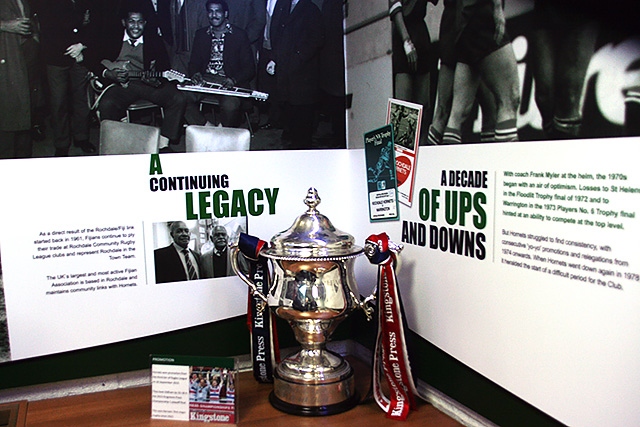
[366,233,418,420]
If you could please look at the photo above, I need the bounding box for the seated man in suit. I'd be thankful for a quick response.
[183,0,255,128]
[93,6,186,149]
[154,221,203,283]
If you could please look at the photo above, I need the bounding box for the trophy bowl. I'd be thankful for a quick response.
[230,188,366,416]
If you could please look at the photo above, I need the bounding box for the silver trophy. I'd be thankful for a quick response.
[230,188,373,415]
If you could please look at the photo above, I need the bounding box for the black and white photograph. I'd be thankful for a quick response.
[386,0,640,145]
[152,217,247,284]
[0,0,347,159]
[387,98,421,150]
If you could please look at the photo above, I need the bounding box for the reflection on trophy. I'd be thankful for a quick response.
[230,188,372,415]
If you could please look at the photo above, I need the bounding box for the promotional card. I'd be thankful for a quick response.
[151,354,237,423]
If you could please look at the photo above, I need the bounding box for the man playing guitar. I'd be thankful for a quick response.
[91,5,186,149]
[183,0,255,128]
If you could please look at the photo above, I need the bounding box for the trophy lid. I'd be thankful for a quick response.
[262,188,363,260]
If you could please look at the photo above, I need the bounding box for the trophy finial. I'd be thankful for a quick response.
[304,187,321,213]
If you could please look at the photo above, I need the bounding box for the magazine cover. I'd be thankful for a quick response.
[386,99,422,207]
[364,124,399,221]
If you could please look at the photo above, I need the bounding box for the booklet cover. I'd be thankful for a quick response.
[151,354,237,423]
[364,124,399,221]
[386,98,423,207]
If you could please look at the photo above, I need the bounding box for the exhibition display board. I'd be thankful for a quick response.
[0,151,360,361]
[0,140,638,427]
[1,1,639,427]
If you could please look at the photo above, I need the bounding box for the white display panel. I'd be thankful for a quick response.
[0,150,363,360]
[361,138,640,427]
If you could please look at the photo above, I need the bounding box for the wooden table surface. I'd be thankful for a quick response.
[23,358,464,427]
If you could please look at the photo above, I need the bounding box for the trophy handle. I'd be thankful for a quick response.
[229,243,268,303]
[358,292,376,321]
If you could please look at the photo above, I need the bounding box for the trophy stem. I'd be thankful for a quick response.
[270,346,359,416]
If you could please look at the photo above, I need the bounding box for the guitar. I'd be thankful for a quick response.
[87,61,188,110]
[99,60,188,85]
[177,80,269,101]
[87,60,268,109]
